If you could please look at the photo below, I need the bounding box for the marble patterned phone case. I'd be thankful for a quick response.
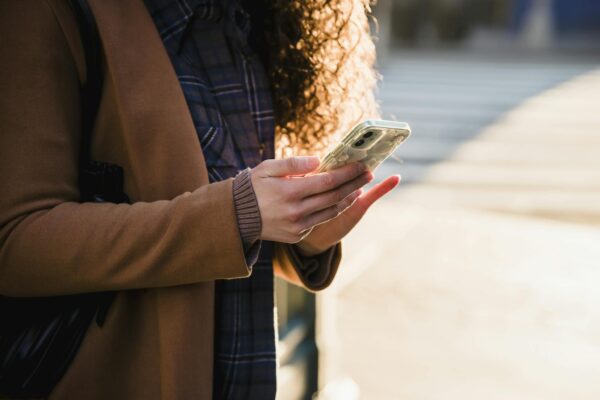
[318,120,411,173]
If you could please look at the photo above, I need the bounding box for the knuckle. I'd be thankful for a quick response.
[286,207,302,223]
[321,173,335,188]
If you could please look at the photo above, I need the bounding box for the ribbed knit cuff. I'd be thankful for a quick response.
[232,168,262,251]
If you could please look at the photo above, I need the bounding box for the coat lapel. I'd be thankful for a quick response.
[88,0,208,201]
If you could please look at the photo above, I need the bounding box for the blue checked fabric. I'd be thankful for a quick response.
[144,0,277,398]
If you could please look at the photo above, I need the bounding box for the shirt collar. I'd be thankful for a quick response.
[144,0,223,49]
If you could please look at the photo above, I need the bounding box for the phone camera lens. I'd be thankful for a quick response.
[354,139,365,147]
[363,131,374,139]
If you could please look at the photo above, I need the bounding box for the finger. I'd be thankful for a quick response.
[299,189,362,231]
[299,171,372,214]
[347,175,401,221]
[294,162,369,197]
[358,175,401,209]
[258,156,320,177]
[346,175,400,224]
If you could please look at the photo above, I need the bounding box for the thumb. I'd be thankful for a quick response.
[258,156,320,177]
[359,175,401,208]
[345,175,401,220]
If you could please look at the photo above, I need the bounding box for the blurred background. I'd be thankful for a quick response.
[275,1,600,399]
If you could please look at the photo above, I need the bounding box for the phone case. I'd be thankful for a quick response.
[317,120,411,173]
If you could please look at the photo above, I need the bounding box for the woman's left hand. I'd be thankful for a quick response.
[294,174,401,256]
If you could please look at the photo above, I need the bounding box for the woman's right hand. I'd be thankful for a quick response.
[250,156,373,243]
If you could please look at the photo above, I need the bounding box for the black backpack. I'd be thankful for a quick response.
[0,1,128,397]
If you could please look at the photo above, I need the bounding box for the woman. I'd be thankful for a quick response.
[0,0,399,398]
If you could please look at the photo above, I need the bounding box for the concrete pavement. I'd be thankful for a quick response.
[317,51,600,399]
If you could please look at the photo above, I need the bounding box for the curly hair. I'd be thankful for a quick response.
[261,0,380,158]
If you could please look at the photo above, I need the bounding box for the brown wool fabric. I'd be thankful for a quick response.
[0,2,342,397]
[232,168,262,249]
[285,243,338,289]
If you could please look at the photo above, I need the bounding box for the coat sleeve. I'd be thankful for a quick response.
[273,243,342,292]
[0,1,250,297]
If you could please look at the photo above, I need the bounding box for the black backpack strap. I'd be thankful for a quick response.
[69,0,116,328]
[71,0,104,172]
[72,0,129,206]
[70,0,125,329]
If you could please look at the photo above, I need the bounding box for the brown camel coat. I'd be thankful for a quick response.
[0,0,341,398]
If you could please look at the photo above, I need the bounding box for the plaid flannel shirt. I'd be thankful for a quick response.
[144,0,277,398]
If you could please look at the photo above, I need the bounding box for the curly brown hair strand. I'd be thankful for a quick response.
[264,0,381,158]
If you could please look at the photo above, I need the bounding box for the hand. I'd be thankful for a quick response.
[294,175,401,256]
[250,156,372,243]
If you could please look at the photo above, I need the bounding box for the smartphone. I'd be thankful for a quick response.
[317,120,411,173]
